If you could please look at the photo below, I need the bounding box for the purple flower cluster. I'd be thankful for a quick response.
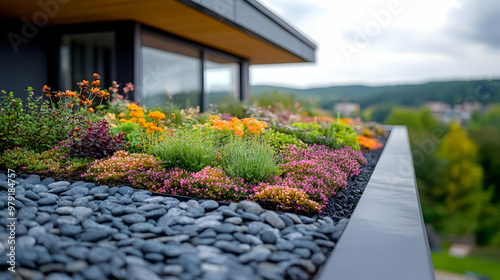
[130,166,254,200]
[261,144,366,206]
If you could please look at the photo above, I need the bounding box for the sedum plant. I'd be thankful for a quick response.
[253,184,322,212]
[83,150,160,183]
[260,129,307,152]
[0,148,48,172]
[276,121,360,150]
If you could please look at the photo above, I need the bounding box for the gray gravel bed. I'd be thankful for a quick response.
[0,174,348,280]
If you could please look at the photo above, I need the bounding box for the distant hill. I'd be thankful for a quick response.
[251,80,500,112]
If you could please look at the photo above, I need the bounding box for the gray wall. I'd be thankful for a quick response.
[0,16,48,98]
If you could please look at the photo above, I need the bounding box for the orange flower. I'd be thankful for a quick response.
[67,104,74,109]
[92,80,100,86]
[159,137,164,141]
[64,90,75,98]
[358,135,383,150]
[92,73,100,80]
[209,115,221,123]
[42,85,50,93]
[88,108,94,113]
[148,111,166,120]
[234,126,243,137]
[130,117,137,123]
[130,110,144,118]
[231,117,242,126]
[119,118,127,123]
[128,104,143,111]
[91,87,99,94]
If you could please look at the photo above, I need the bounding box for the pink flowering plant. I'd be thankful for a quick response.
[83,150,160,184]
[107,81,136,116]
[129,166,254,200]
[253,144,366,211]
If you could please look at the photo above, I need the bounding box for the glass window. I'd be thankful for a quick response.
[205,52,240,106]
[142,32,201,109]
[60,32,115,90]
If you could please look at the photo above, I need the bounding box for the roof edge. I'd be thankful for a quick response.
[176,0,316,63]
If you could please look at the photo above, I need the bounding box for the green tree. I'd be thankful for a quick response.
[438,122,486,235]
[385,107,448,231]
[468,104,500,245]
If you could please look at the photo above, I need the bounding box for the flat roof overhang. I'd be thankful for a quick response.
[0,0,316,65]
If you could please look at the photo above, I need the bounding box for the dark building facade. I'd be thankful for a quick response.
[0,0,316,110]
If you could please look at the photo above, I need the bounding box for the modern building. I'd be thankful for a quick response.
[0,0,316,110]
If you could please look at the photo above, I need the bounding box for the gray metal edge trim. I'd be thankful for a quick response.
[244,0,317,49]
[315,125,435,280]
[175,0,316,62]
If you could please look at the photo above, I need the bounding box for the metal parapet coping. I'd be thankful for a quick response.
[316,125,435,280]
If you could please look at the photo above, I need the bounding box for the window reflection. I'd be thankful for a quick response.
[205,52,240,106]
[142,33,201,109]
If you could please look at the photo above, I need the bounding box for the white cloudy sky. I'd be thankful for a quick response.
[250,0,500,88]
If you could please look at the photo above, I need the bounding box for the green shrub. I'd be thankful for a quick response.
[111,121,143,152]
[0,148,47,172]
[152,128,218,172]
[213,96,251,119]
[323,122,359,150]
[220,138,277,184]
[0,89,85,153]
[250,90,300,113]
[261,129,307,152]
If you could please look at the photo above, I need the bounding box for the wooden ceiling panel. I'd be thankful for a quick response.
[0,0,304,64]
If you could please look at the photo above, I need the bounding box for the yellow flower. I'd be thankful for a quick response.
[119,118,127,123]
[107,113,116,120]
[148,111,166,120]
[159,137,164,141]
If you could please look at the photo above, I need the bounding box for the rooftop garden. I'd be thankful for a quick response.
[0,74,385,215]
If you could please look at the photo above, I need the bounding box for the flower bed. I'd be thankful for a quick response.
[0,74,387,216]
